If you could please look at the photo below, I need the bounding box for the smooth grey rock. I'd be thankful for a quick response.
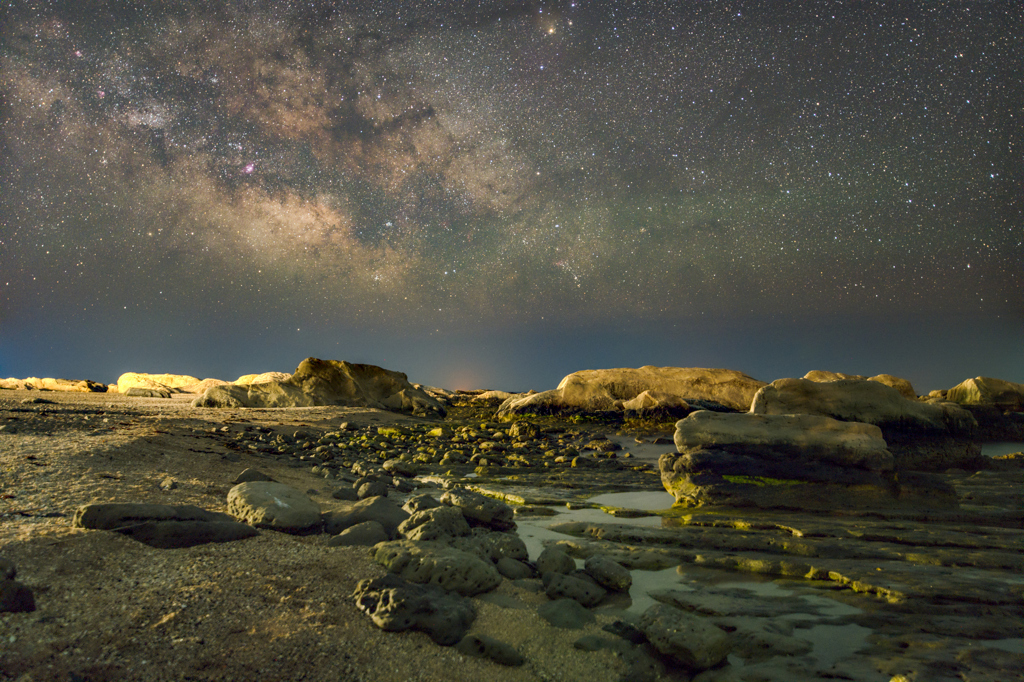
[536,598,596,629]
[584,555,632,592]
[322,496,409,538]
[226,481,322,533]
[638,603,731,671]
[441,489,516,531]
[455,634,525,666]
[373,540,502,596]
[496,557,537,580]
[536,546,576,575]
[233,468,275,484]
[544,572,606,607]
[353,574,474,646]
[328,520,388,547]
[398,505,471,541]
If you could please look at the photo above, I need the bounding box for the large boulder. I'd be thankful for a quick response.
[946,377,1024,412]
[750,378,982,471]
[192,358,445,417]
[234,372,291,385]
[226,482,322,534]
[116,372,205,394]
[660,411,959,510]
[497,366,765,419]
[803,370,917,399]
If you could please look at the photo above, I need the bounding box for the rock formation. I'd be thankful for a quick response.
[660,411,959,510]
[946,376,1024,411]
[0,377,107,392]
[803,370,917,399]
[750,378,983,471]
[497,366,765,419]
[192,358,446,417]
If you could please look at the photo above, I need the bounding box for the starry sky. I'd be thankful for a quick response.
[1,0,1021,393]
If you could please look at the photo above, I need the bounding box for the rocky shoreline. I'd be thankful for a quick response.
[2,366,1023,682]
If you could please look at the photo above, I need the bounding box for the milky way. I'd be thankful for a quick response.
[1,1,1021,388]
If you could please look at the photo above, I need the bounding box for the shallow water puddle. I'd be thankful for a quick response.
[514,488,875,672]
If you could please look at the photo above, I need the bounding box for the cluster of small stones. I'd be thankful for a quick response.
[214,420,655,490]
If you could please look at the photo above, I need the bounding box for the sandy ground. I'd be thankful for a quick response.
[0,390,661,682]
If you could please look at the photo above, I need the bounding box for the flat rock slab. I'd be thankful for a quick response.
[455,634,525,666]
[353,574,475,646]
[536,598,596,629]
[72,503,259,548]
[227,481,321,533]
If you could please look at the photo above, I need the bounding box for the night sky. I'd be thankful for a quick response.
[1,0,1021,393]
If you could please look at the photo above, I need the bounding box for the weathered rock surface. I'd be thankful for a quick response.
[584,555,632,592]
[544,571,606,607]
[804,370,917,399]
[373,540,503,596]
[192,358,445,416]
[497,366,766,418]
[226,481,321,533]
[946,376,1024,411]
[233,371,291,385]
[537,599,596,629]
[638,603,732,671]
[398,505,472,541]
[322,496,409,538]
[72,503,259,548]
[441,488,516,531]
[353,574,475,646]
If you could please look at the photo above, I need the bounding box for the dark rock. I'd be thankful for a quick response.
[125,387,172,398]
[353,574,475,646]
[536,598,596,629]
[357,480,390,499]
[233,468,275,484]
[322,496,409,538]
[544,572,606,607]
[584,555,632,592]
[0,557,15,581]
[72,503,259,548]
[403,494,442,514]
[331,487,359,501]
[455,634,525,666]
[496,557,537,580]
[328,521,388,547]
[536,546,576,575]
[604,620,648,645]
[638,603,731,671]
